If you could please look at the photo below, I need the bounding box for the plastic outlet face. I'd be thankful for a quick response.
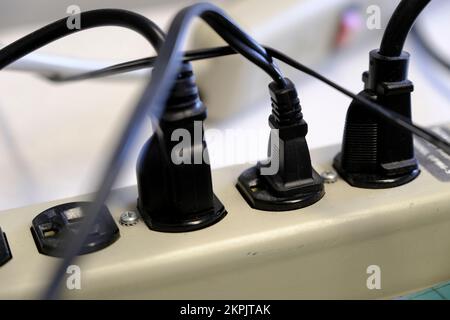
[30,202,120,257]
[0,228,12,267]
[1,140,450,299]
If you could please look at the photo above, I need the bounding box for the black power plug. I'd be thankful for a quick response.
[0,227,12,266]
[334,50,420,188]
[137,62,227,232]
[237,79,324,211]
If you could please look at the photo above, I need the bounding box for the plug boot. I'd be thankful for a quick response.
[137,63,227,232]
[334,50,420,188]
[237,79,324,211]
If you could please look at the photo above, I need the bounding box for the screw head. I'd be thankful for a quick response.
[119,211,140,226]
[321,170,338,184]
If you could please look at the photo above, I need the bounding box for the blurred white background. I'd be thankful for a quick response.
[0,0,187,29]
[0,0,449,211]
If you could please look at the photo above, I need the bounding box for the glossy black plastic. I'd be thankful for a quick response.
[137,63,227,232]
[237,79,324,211]
[30,202,120,257]
[334,50,420,189]
[0,228,12,266]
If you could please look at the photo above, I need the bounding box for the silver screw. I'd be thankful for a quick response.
[119,211,140,226]
[321,170,338,184]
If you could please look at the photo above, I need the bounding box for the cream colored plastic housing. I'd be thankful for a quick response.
[0,144,449,299]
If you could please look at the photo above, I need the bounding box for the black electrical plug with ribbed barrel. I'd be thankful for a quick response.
[334,50,420,188]
[333,0,432,189]
[237,78,324,211]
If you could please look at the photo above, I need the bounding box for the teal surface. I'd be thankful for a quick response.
[404,281,450,300]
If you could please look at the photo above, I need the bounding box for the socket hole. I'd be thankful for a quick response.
[43,228,58,238]
[40,224,58,238]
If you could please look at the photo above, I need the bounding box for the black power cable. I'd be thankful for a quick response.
[1,2,447,299]
[266,48,450,154]
[48,46,236,82]
[379,0,431,57]
[35,2,289,299]
[0,5,288,298]
[0,9,166,69]
[48,46,234,82]
[0,9,168,300]
[336,0,432,188]
[46,44,450,154]
[0,9,286,86]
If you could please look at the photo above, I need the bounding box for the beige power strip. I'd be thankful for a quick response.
[1,138,449,299]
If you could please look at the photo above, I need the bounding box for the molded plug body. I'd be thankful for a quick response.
[237,79,324,211]
[0,227,12,266]
[334,50,420,188]
[137,63,226,232]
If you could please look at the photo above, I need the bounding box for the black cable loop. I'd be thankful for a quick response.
[0,9,166,70]
[379,0,431,57]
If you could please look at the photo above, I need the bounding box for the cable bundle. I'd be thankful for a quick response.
[0,0,445,299]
